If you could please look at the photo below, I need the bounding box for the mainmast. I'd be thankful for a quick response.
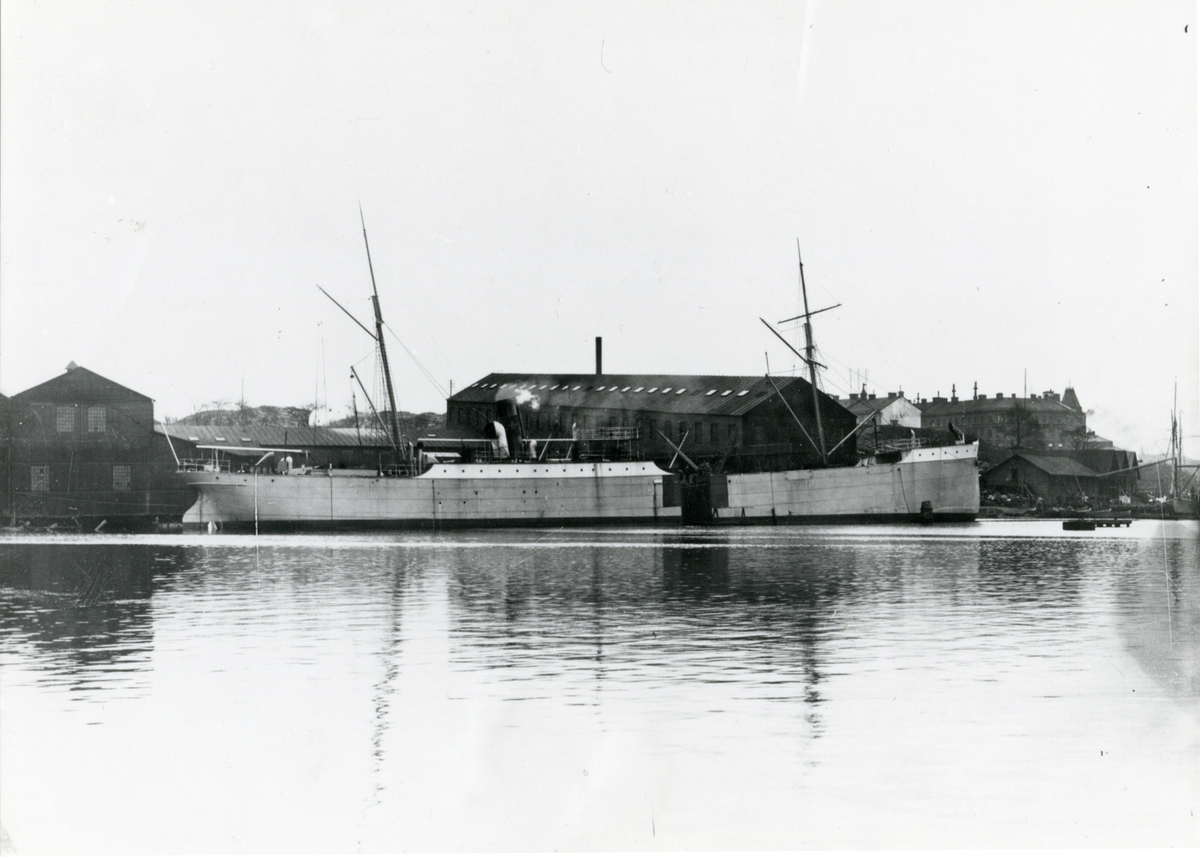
[797,240,827,463]
[360,205,404,456]
[1172,382,1179,497]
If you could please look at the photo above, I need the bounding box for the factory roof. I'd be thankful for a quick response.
[157,423,393,449]
[448,373,846,418]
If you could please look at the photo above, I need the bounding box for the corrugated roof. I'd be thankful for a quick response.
[158,423,393,449]
[986,453,1099,478]
[448,373,847,418]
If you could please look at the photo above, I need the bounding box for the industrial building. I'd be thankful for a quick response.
[445,372,860,472]
[2,363,192,528]
[156,424,393,470]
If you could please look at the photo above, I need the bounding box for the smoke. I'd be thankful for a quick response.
[508,388,540,409]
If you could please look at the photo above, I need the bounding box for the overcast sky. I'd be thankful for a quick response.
[2,1,1196,458]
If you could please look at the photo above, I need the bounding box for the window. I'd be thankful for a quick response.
[30,465,50,492]
[56,406,74,433]
[113,465,132,492]
[711,423,719,444]
[678,421,688,439]
[87,405,106,432]
[648,419,657,437]
[728,424,738,442]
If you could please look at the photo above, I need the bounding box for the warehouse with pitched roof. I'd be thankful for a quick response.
[446,372,859,472]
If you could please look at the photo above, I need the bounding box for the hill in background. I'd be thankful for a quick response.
[168,405,445,436]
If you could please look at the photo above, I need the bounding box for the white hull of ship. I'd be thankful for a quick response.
[181,460,680,531]
[712,442,980,523]
[180,444,980,531]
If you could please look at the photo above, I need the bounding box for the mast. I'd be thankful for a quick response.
[360,205,404,456]
[1172,382,1179,497]
[797,240,828,462]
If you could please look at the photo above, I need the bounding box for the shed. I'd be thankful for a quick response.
[982,453,1101,505]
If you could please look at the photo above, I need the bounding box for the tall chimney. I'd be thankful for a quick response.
[595,336,602,375]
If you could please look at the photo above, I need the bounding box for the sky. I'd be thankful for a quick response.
[2,0,1197,458]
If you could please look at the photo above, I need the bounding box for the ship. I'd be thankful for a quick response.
[676,241,978,525]
[175,228,978,531]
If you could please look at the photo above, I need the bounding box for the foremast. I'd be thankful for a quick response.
[359,206,404,457]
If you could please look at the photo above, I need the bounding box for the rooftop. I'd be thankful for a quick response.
[157,423,393,449]
[448,373,847,418]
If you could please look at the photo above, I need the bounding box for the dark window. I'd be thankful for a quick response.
[710,423,719,444]
[678,421,688,439]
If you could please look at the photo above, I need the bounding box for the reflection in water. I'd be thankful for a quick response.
[0,543,177,696]
[1113,528,1200,698]
[1,523,1198,851]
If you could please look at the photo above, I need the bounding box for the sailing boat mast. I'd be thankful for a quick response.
[360,205,404,456]
[797,240,828,463]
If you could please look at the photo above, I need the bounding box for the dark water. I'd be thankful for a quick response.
[1,521,1197,851]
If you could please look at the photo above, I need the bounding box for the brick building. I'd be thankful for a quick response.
[919,385,1087,463]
